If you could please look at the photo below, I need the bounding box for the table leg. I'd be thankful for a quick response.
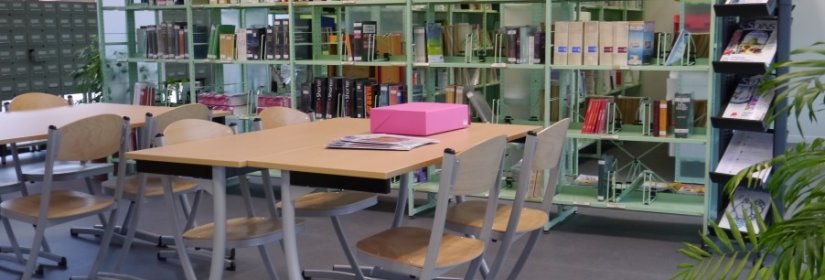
[280,170,302,280]
[392,173,411,228]
[209,166,227,280]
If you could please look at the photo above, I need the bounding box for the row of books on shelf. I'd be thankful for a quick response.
[581,0,643,10]
[579,93,699,138]
[137,22,206,60]
[300,77,424,120]
[343,21,380,62]
[554,21,654,66]
[205,19,312,61]
[413,23,546,65]
[579,70,638,96]
[197,91,292,115]
[580,98,613,134]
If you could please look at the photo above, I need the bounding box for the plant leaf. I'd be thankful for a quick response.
[725,211,747,250]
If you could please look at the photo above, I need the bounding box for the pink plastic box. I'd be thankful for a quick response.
[370,102,469,136]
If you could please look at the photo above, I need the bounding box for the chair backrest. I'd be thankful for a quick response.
[142,103,209,149]
[258,106,311,130]
[52,114,127,162]
[162,119,235,146]
[9,92,68,112]
[421,135,507,279]
[509,118,570,212]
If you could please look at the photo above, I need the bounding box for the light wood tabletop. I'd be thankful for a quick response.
[246,119,538,179]
[0,103,231,145]
[0,103,172,145]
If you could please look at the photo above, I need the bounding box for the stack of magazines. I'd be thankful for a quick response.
[327,134,439,151]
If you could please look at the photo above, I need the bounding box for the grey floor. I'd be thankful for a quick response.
[0,143,701,280]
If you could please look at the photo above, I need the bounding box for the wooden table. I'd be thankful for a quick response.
[127,118,538,280]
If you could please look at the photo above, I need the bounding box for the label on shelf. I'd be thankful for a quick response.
[413,62,430,67]
[341,61,354,65]
[342,0,357,4]
[491,63,507,68]
[573,201,591,206]
[606,202,626,209]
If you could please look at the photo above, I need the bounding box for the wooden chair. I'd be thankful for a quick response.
[256,106,378,279]
[445,118,570,280]
[152,119,296,280]
[0,114,130,280]
[356,135,508,280]
[70,104,210,249]
[1,92,69,165]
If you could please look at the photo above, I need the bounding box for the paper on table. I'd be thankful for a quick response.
[326,134,439,151]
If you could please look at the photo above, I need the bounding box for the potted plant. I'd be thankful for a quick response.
[673,43,825,279]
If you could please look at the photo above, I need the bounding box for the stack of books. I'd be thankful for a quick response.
[554,21,654,66]
[580,97,613,134]
[202,18,312,61]
[137,23,208,59]
[301,77,425,120]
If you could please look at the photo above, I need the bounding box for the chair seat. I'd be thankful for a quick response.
[447,201,549,234]
[356,227,484,269]
[183,217,296,241]
[0,190,114,221]
[102,175,199,198]
[277,192,377,217]
[22,162,112,181]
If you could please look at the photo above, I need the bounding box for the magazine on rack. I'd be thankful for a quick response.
[721,76,775,121]
[327,134,440,151]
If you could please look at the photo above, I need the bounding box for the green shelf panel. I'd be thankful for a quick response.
[192,3,289,9]
[294,0,406,6]
[553,185,705,216]
[566,125,708,145]
[412,8,499,14]
[192,59,291,65]
[125,58,191,64]
[104,5,187,11]
[413,0,543,3]
[580,6,644,12]
[419,61,544,70]
[551,58,711,72]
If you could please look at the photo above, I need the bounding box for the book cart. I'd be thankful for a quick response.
[92,0,786,231]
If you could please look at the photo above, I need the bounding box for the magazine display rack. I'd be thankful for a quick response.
[709,0,791,233]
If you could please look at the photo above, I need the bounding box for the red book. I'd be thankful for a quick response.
[595,99,608,134]
[582,99,596,133]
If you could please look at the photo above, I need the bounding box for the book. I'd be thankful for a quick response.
[236,28,247,61]
[567,21,584,65]
[553,21,569,65]
[658,99,668,137]
[352,21,364,61]
[583,21,600,66]
[519,26,532,64]
[354,79,367,118]
[280,19,290,60]
[326,134,439,151]
[219,33,235,60]
[613,21,629,67]
[673,92,693,138]
[326,77,343,118]
[722,76,774,121]
[597,154,615,201]
[266,24,277,60]
[652,99,659,136]
[425,23,445,63]
[533,31,545,64]
[720,19,777,66]
[313,77,327,119]
[342,78,355,117]
[725,0,770,4]
[628,21,654,66]
[598,21,614,66]
[718,189,771,234]
[300,83,312,114]
[505,27,519,64]
[360,21,377,61]
[414,27,427,63]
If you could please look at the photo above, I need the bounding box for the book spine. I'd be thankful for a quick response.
[658,99,667,137]
[414,27,427,63]
[568,21,584,65]
[326,77,341,118]
[281,19,290,60]
[534,32,545,64]
[597,154,614,201]
[314,77,327,119]
[342,79,354,117]
[379,84,389,107]
[362,21,377,62]
[553,22,569,65]
[505,27,519,64]
[613,21,629,67]
[354,80,366,118]
[353,21,363,61]
[582,99,595,134]
[301,83,312,113]
[583,21,600,66]
[267,24,277,60]
[599,21,614,66]
[425,23,444,63]
[674,93,692,138]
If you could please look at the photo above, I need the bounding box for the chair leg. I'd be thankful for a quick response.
[2,217,24,262]
[257,245,280,280]
[114,175,147,272]
[87,207,121,279]
[330,216,366,279]
[85,178,107,225]
[506,230,541,280]
[183,191,203,231]
[464,257,483,280]
[161,175,197,280]
[486,231,519,280]
[22,225,47,280]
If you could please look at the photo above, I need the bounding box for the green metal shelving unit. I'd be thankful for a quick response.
[96,0,720,230]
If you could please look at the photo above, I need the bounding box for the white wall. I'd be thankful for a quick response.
[787,0,825,143]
